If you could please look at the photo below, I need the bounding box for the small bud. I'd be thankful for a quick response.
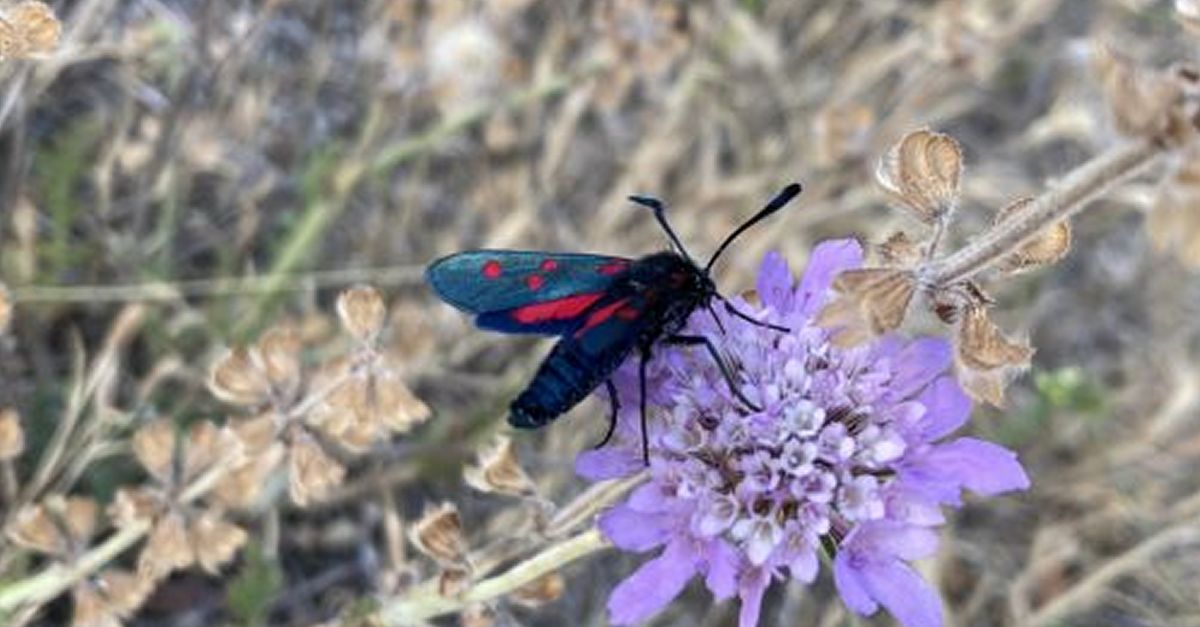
[463,436,537,498]
[131,421,176,486]
[288,432,346,507]
[876,129,963,225]
[0,407,25,460]
[337,285,387,344]
[816,269,917,347]
[190,510,248,574]
[409,502,469,567]
[209,346,272,407]
[509,572,566,608]
[0,283,11,334]
[993,197,1072,274]
[140,511,194,580]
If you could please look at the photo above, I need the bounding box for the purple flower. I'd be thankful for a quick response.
[577,240,1030,627]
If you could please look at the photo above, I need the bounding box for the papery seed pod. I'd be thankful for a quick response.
[0,283,11,334]
[230,413,280,454]
[876,129,963,225]
[7,496,98,557]
[337,285,387,344]
[189,510,248,574]
[955,306,1034,406]
[409,502,469,567]
[509,572,566,608]
[463,436,537,498]
[0,407,25,460]
[1093,45,1186,140]
[993,197,1072,274]
[211,440,284,511]
[255,326,303,398]
[131,421,176,485]
[71,567,153,627]
[209,347,272,407]
[876,231,924,267]
[182,420,242,484]
[140,511,194,580]
[816,269,917,347]
[288,432,346,507]
[438,565,472,597]
[107,487,163,528]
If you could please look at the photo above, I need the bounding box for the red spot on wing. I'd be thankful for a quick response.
[511,293,603,324]
[526,274,545,290]
[540,259,558,272]
[598,260,630,276]
[575,297,632,337]
[482,260,502,279]
[616,306,640,320]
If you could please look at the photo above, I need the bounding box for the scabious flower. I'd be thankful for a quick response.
[576,240,1030,627]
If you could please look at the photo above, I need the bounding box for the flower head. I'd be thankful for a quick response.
[577,240,1030,627]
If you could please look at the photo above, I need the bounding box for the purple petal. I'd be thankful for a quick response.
[926,438,1031,496]
[704,538,741,601]
[575,445,642,481]
[857,559,943,627]
[888,338,953,400]
[627,482,672,514]
[789,546,819,583]
[738,566,772,627]
[608,539,698,625]
[796,239,863,315]
[854,521,940,561]
[914,376,972,441]
[834,552,878,616]
[599,505,670,552]
[884,486,946,527]
[757,251,795,312]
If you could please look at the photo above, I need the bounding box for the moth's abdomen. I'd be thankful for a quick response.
[509,341,620,429]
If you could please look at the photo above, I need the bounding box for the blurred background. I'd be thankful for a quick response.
[2,0,1200,625]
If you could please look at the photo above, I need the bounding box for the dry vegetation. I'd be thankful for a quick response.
[1,0,1200,625]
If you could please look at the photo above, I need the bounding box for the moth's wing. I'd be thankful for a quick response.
[425,250,632,335]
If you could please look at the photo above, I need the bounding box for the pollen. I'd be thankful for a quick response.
[482,260,502,279]
[526,274,544,290]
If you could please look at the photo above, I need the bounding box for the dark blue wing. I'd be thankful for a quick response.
[425,250,632,335]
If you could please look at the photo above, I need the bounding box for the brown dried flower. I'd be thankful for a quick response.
[337,286,387,344]
[955,306,1034,406]
[509,572,566,608]
[816,269,917,347]
[0,407,25,460]
[463,436,537,498]
[993,197,1072,274]
[409,502,469,568]
[209,325,303,408]
[209,347,272,407]
[288,431,346,507]
[307,358,431,453]
[0,1,60,59]
[876,129,963,225]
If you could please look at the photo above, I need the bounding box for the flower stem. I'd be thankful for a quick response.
[378,528,610,625]
[923,137,1163,287]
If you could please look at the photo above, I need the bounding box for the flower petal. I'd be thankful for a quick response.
[608,539,698,625]
[796,239,863,315]
[855,521,940,561]
[834,552,878,616]
[599,505,670,552]
[575,445,642,481]
[704,538,741,601]
[757,251,795,312]
[888,338,953,400]
[900,437,1030,505]
[914,376,972,441]
[857,558,943,627]
[626,482,672,514]
[738,566,772,627]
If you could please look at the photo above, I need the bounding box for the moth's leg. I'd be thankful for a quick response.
[638,347,652,465]
[721,298,789,333]
[593,379,620,449]
[665,334,761,412]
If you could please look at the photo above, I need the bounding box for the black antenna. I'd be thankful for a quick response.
[705,183,801,273]
[629,195,696,264]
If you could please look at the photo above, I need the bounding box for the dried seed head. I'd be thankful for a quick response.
[7,496,99,557]
[876,129,963,225]
[509,572,566,608]
[955,306,1034,406]
[140,511,194,580]
[132,421,176,485]
[229,413,279,455]
[189,510,248,574]
[438,565,472,597]
[288,432,346,507]
[409,502,469,567]
[0,283,11,334]
[463,436,537,498]
[337,285,387,344]
[255,326,303,396]
[309,363,431,451]
[1093,45,1194,142]
[1149,149,1200,268]
[209,346,272,407]
[993,197,1072,274]
[71,568,153,627]
[816,269,917,347]
[813,102,875,167]
[211,441,284,511]
[107,487,162,528]
[0,407,25,460]
[181,420,240,485]
[876,231,925,267]
[0,1,60,59]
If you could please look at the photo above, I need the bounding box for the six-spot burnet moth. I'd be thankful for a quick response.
[425,184,802,462]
